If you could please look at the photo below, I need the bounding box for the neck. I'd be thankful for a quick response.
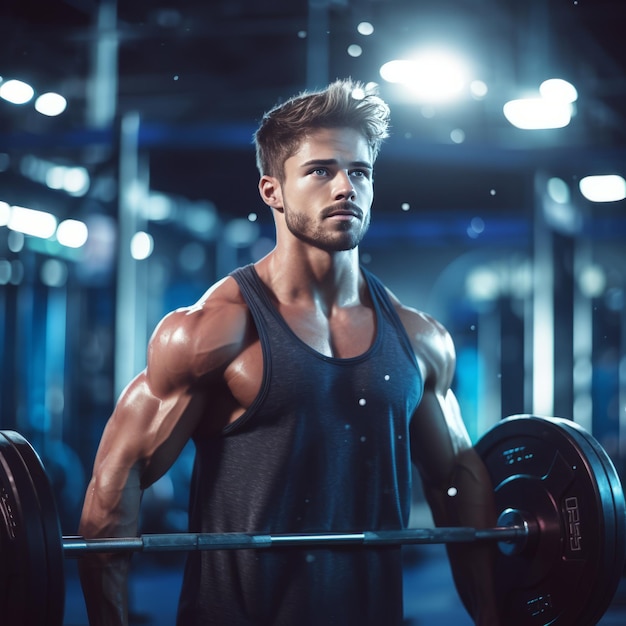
[258,247,363,309]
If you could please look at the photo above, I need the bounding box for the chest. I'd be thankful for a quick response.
[277,302,376,359]
[224,304,422,439]
[221,303,376,417]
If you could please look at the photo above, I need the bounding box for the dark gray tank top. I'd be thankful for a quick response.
[177,264,423,625]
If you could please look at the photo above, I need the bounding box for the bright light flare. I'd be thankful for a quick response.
[8,206,57,238]
[540,78,578,103]
[380,49,470,103]
[63,167,90,195]
[0,200,10,226]
[504,78,577,130]
[56,219,89,248]
[130,231,154,260]
[0,79,34,104]
[35,92,67,116]
[579,175,626,203]
[503,98,572,130]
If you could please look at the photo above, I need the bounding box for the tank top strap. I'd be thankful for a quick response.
[231,263,269,319]
[361,267,419,367]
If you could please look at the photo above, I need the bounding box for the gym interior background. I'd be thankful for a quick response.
[1,1,625,624]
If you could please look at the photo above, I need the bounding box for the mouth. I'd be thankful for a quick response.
[324,203,362,220]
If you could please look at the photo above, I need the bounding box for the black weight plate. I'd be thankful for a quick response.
[0,431,65,626]
[552,418,626,625]
[0,431,49,625]
[7,431,66,626]
[475,415,626,626]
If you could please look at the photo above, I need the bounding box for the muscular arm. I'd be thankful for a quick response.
[411,388,500,625]
[78,372,202,625]
[78,282,249,626]
[398,306,501,625]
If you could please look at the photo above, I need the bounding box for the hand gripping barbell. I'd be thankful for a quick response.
[1,415,625,626]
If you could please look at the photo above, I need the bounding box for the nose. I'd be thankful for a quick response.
[333,171,356,200]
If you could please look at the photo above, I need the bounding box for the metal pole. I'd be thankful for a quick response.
[306,0,330,89]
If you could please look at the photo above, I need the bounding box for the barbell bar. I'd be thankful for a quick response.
[61,519,531,555]
[1,414,625,626]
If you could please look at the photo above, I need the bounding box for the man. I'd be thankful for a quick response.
[79,78,500,625]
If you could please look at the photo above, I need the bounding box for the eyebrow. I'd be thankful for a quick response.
[300,158,373,170]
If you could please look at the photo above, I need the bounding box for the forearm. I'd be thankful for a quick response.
[426,450,501,625]
[78,555,132,626]
[445,544,499,626]
[78,467,142,626]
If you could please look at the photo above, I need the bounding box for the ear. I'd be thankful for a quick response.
[258,175,284,211]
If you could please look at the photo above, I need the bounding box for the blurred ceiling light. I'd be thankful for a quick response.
[450,128,466,144]
[466,266,500,301]
[45,165,90,196]
[35,92,67,116]
[142,192,174,221]
[503,98,572,129]
[63,167,90,195]
[0,79,35,104]
[579,175,626,202]
[543,197,581,234]
[45,166,65,190]
[469,80,488,99]
[347,44,363,58]
[380,49,470,103]
[40,258,68,288]
[540,78,578,103]
[7,230,24,252]
[22,155,90,196]
[130,231,154,260]
[547,177,571,204]
[20,154,46,181]
[0,200,10,226]
[0,259,10,285]
[578,264,606,298]
[184,201,219,237]
[357,22,374,36]
[224,218,260,248]
[8,206,57,239]
[56,219,89,248]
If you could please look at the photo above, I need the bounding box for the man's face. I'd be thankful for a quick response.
[279,127,374,252]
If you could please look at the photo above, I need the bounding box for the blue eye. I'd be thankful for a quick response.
[351,169,371,179]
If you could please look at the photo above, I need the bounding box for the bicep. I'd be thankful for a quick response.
[410,387,496,528]
[409,387,472,490]
[96,370,203,489]
[400,306,470,485]
[80,360,204,538]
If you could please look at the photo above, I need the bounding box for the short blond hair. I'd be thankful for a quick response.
[254,79,390,180]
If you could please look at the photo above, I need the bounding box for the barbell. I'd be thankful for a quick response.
[1,415,625,626]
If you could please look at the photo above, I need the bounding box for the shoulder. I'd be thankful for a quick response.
[380,284,456,389]
[146,275,252,392]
